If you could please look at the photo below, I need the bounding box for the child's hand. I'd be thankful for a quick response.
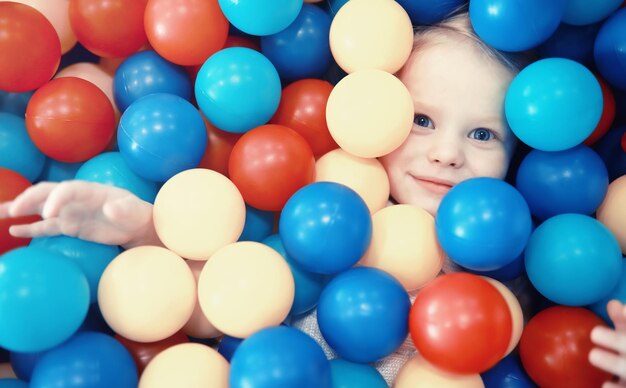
[0,181,161,249]
[589,300,626,387]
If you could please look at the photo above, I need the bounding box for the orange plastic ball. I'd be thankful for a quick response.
[0,168,39,254]
[196,116,242,177]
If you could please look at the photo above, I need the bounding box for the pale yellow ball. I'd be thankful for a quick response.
[98,246,196,342]
[153,168,246,260]
[483,277,523,357]
[395,354,485,388]
[198,241,295,338]
[596,175,626,254]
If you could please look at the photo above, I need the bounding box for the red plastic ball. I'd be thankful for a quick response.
[270,79,338,158]
[519,306,611,388]
[584,75,616,146]
[0,168,39,254]
[145,0,229,66]
[69,0,148,58]
[25,77,115,163]
[0,2,61,92]
[197,116,242,177]
[409,273,512,374]
[229,124,316,211]
[115,330,189,374]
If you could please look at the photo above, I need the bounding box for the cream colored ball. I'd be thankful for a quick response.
[596,175,626,254]
[395,354,485,388]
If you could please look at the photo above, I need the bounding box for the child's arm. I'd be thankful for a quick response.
[0,181,163,249]
[589,300,626,387]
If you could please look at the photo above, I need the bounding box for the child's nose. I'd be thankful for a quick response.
[427,138,464,167]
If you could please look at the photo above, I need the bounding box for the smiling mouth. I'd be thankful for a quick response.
[411,176,454,195]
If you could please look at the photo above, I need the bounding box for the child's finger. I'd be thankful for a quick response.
[590,348,626,380]
[0,202,13,219]
[7,182,57,217]
[103,195,152,225]
[608,300,626,331]
[41,181,102,218]
[592,327,626,354]
[603,382,626,388]
[9,219,62,238]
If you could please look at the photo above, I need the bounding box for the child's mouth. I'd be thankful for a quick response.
[412,176,454,195]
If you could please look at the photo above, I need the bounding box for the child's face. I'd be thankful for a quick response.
[380,35,517,216]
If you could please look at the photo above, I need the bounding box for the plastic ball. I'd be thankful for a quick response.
[117,93,207,182]
[537,22,600,66]
[198,242,295,338]
[217,335,243,362]
[30,332,138,388]
[562,0,622,26]
[0,169,39,254]
[153,168,245,260]
[483,278,524,357]
[262,234,327,317]
[113,50,192,112]
[0,247,90,352]
[396,0,466,25]
[326,69,413,158]
[595,126,626,181]
[315,148,389,213]
[115,331,189,374]
[589,258,626,323]
[359,204,444,291]
[25,77,115,163]
[525,213,622,306]
[409,273,512,374]
[30,235,120,304]
[394,354,484,388]
[0,113,45,182]
[0,2,61,92]
[39,159,83,182]
[469,0,566,51]
[196,117,242,177]
[465,251,526,282]
[0,91,32,117]
[261,5,332,82]
[74,152,159,203]
[230,326,331,388]
[329,0,413,74]
[519,306,611,387]
[270,79,337,157]
[238,205,274,242]
[218,0,303,36]
[317,267,410,363]
[329,359,387,388]
[181,260,222,339]
[195,47,281,133]
[515,145,609,220]
[435,177,532,271]
[10,350,45,382]
[505,58,603,151]
[97,246,196,343]
[594,8,626,91]
[0,380,27,388]
[584,74,616,145]
[144,0,229,66]
[279,182,372,274]
[480,354,535,388]
[228,124,315,211]
[596,174,626,254]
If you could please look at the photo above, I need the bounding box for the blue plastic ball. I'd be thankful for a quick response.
[317,267,410,363]
[516,145,608,220]
[38,159,82,182]
[279,182,372,275]
[329,359,387,388]
[74,152,159,203]
[436,177,532,271]
[505,58,603,151]
[29,332,137,388]
[594,126,626,182]
[525,213,622,306]
[239,205,274,242]
[481,354,535,388]
[594,8,626,91]
[230,326,331,388]
[262,234,327,317]
[324,0,348,17]
[261,5,332,82]
[0,247,90,352]
[29,236,120,304]
[217,335,243,362]
[117,93,207,182]
[589,258,626,324]
[0,380,27,388]
[469,0,566,51]
[195,47,281,133]
[0,113,45,182]
[396,0,466,25]
[0,90,32,116]
[465,251,526,282]
[537,22,601,65]
[10,350,45,382]
[562,0,622,26]
[113,50,192,112]
[218,0,303,36]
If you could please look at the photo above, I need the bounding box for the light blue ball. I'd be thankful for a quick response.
[436,177,532,271]
[230,326,331,388]
[239,205,274,242]
[218,0,303,36]
[505,58,603,151]
[329,359,387,388]
[74,152,159,203]
[195,47,281,133]
[0,247,90,352]
[562,0,622,26]
[525,214,622,306]
[470,0,566,51]
[589,258,626,324]
[38,159,82,182]
[594,8,626,91]
[0,113,45,182]
[0,379,27,388]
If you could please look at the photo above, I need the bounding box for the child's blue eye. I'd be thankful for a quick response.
[470,128,495,141]
[414,115,434,128]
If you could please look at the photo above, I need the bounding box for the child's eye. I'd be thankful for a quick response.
[469,128,496,141]
[414,114,434,129]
